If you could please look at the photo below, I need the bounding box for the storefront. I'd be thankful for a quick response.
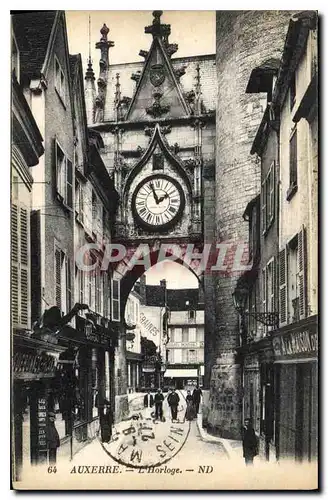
[272,315,318,462]
[126,351,142,393]
[12,332,66,481]
[13,316,118,481]
[239,335,276,461]
[163,366,199,389]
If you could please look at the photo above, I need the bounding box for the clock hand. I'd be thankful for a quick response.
[157,193,169,203]
[149,182,159,204]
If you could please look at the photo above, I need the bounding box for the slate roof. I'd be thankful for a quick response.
[145,286,203,311]
[12,11,57,80]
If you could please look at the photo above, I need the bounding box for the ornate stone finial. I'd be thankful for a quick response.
[145,10,171,41]
[100,23,110,41]
[153,10,163,24]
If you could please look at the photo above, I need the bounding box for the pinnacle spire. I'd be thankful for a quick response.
[85,15,95,81]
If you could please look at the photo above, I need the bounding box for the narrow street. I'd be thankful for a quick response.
[72,390,228,470]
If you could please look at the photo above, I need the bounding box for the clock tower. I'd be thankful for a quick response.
[87,11,217,422]
[87,10,216,248]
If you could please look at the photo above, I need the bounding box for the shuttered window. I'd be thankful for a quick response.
[11,203,30,329]
[66,257,72,313]
[298,226,307,320]
[279,248,288,326]
[55,249,62,309]
[66,159,73,209]
[54,138,73,209]
[111,278,120,322]
[103,272,108,318]
[261,179,266,234]
[261,162,275,234]
[289,128,298,187]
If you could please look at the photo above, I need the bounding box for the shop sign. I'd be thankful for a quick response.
[273,328,318,360]
[13,351,57,375]
[142,364,156,373]
[85,328,108,346]
[244,355,259,370]
[37,396,48,454]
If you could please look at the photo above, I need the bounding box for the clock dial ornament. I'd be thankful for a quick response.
[132,174,185,231]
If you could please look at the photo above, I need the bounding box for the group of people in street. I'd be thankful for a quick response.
[144,386,202,423]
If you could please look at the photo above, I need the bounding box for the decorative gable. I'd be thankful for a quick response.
[126,12,190,122]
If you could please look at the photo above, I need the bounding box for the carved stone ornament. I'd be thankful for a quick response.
[146,91,170,118]
[150,63,166,87]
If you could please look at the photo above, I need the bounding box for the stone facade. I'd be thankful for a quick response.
[88,11,216,324]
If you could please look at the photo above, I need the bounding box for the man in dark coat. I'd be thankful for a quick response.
[99,404,113,443]
[192,386,202,414]
[47,412,60,465]
[95,391,110,418]
[242,418,258,465]
[144,390,154,409]
[154,389,164,421]
[167,389,180,422]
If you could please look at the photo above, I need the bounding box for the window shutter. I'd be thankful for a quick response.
[55,249,61,309]
[298,225,307,319]
[262,267,267,336]
[66,159,73,208]
[103,273,108,318]
[20,207,29,328]
[279,248,288,326]
[11,204,18,263]
[111,278,120,322]
[66,257,72,313]
[11,204,19,326]
[272,256,277,313]
[269,162,275,225]
[261,180,266,234]
[11,264,19,326]
[53,138,58,197]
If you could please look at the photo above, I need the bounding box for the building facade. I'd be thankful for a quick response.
[205,9,299,440]
[165,308,204,389]
[11,10,125,480]
[125,286,143,393]
[235,11,318,463]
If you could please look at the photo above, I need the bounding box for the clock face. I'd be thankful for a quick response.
[132,174,185,230]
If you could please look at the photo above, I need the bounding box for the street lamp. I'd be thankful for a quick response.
[232,286,279,328]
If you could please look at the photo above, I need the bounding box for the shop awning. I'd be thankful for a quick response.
[164,368,198,378]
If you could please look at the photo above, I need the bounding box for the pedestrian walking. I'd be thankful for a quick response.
[167,388,180,422]
[154,388,164,421]
[100,404,113,443]
[47,412,60,465]
[95,390,110,418]
[185,390,194,421]
[242,418,258,466]
[192,385,202,415]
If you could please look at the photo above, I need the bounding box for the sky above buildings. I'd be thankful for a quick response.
[66,10,215,73]
[144,260,199,289]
